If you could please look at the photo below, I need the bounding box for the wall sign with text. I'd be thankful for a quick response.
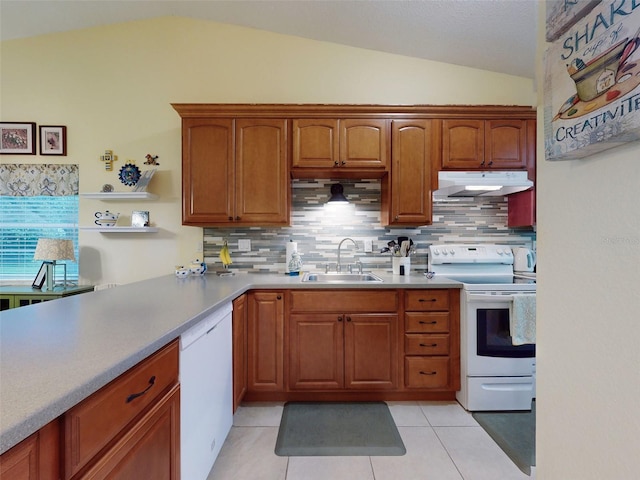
[544,0,640,160]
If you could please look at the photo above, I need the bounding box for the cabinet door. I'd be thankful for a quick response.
[0,420,59,480]
[182,118,234,224]
[232,294,248,412]
[388,119,434,225]
[78,385,180,480]
[485,119,527,169]
[247,291,285,392]
[344,314,398,390]
[340,119,388,169]
[235,119,289,225]
[441,119,484,169]
[292,119,339,168]
[289,313,344,390]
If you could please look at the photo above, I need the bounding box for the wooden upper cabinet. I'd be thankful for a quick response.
[485,120,528,169]
[182,118,234,224]
[292,119,339,168]
[181,117,289,226]
[385,119,436,226]
[292,118,388,176]
[442,119,527,170]
[235,119,289,225]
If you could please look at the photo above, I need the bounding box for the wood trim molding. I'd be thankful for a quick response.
[172,103,536,120]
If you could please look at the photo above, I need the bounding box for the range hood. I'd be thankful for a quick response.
[433,171,533,198]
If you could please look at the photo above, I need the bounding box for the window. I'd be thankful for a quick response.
[0,164,79,284]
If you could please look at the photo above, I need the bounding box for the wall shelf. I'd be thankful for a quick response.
[80,226,158,233]
[81,192,158,201]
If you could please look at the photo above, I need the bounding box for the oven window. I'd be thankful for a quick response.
[477,308,535,358]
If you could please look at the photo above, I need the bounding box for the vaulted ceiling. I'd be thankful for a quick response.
[0,0,538,79]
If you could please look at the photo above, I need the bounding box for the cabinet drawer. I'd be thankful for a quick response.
[64,341,179,478]
[405,290,450,311]
[405,312,450,333]
[290,290,398,313]
[405,357,450,389]
[405,334,450,356]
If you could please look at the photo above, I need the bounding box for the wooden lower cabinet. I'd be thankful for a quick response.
[403,290,460,392]
[0,420,59,480]
[288,313,398,390]
[77,385,180,480]
[64,340,180,480]
[232,294,248,411]
[247,291,285,393]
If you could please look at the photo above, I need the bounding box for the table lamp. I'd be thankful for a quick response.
[33,238,76,290]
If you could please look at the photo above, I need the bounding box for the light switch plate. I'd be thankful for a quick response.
[364,239,373,253]
[238,239,251,251]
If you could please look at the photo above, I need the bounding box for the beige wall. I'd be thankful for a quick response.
[0,16,534,286]
[536,4,640,479]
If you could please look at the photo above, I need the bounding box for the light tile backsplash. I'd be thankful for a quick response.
[203,179,536,273]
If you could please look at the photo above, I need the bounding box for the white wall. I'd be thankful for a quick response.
[536,4,640,478]
[0,16,534,286]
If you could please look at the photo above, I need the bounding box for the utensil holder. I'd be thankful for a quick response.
[392,257,410,275]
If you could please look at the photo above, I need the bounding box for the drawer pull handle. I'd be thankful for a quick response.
[420,343,438,347]
[419,371,437,376]
[126,375,156,403]
[418,298,437,302]
[419,320,437,325]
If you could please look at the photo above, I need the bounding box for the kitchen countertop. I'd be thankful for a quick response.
[0,271,461,454]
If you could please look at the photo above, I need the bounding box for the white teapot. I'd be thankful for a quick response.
[94,210,120,227]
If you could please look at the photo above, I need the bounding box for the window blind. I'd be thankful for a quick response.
[0,196,79,283]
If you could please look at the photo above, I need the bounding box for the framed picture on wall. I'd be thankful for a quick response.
[39,125,67,156]
[0,122,36,154]
[32,261,51,289]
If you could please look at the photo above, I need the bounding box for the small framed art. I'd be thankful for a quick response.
[40,125,67,156]
[32,261,52,289]
[0,122,36,154]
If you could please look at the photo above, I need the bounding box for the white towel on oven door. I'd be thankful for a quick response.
[510,294,536,345]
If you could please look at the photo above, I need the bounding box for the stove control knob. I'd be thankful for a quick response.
[432,248,440,255]
[505,249,512,256]
[497,249,504,255]
[449,249,455,255]
[442,250,448,256]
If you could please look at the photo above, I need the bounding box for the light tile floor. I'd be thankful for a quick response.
[207,401,535,480]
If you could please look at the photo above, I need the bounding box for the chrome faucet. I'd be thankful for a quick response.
[337,237,359,273]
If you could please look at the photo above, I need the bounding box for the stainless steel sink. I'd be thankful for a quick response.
[301,272,383,283]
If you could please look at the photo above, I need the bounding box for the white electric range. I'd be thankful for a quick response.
[428,244,536,411]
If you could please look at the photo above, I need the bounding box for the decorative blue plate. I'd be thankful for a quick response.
[118,163,141,186]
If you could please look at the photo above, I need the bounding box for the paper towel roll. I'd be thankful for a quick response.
[285,241,298,273]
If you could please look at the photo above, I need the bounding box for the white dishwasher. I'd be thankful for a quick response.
[180,302,233,480]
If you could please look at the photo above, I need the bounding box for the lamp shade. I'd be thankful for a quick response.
[328,183,349,203]
[33,238,76,262]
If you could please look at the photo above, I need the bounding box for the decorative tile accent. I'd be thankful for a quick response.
[203,180,536,273]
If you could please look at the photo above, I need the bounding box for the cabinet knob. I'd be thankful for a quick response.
[235,216,241,221]
[334,161,339,166]
[277,295,282,300]
[228,216,233,221]
[337,316,343,322]
[488,160,493,166]
[346,316,351,322]
[341,161,346,166]
[419,371,437,376]
[480,160,485,166]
